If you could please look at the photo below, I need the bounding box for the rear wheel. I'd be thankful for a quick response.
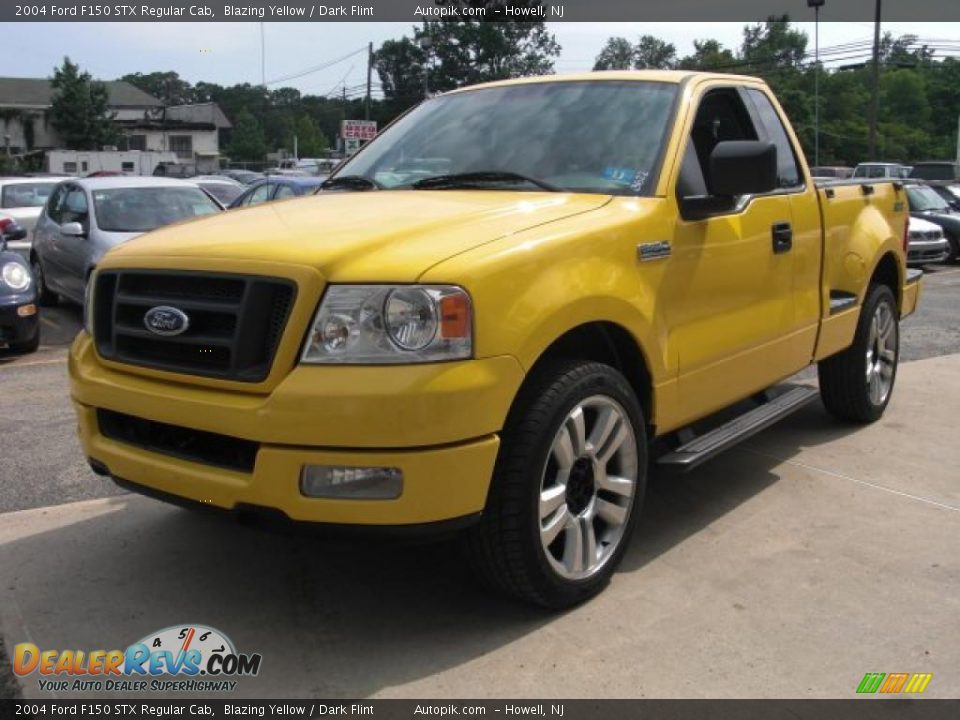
[818,284,899,423]
[31,255,58,307]
[466,360,647,608]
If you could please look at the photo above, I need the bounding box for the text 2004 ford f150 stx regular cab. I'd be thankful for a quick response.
[70,71,921,607]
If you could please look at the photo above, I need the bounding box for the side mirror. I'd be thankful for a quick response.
[2,224,27,243]
[60,221,86,237]
[708,140,778,197]
[678,140,779,221]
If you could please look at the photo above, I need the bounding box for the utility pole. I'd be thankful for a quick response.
[956,113,960,165]
[868,0,882,158]
[260,22,266,88]
[365,41,373,121]
[808,0,825,168]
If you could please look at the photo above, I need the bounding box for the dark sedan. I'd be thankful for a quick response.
[228,176,326,209]
[905,184,960,264]
[0,219,39,353]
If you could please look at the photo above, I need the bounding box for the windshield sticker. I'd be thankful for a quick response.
[602,167,637,186]
[603,167,647,191]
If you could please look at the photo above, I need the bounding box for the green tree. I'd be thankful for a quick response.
[120,71,194,105]
[593,37,634,71]
[414,1,560,92]
[634,35,677,70]
[49,57,117,150]
[740,16,808,71]
[375,37,427,103]
[228,109,267,162]
[679,39,737,71]
[293,114,328,156]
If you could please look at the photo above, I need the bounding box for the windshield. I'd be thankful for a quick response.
[906,186,950,212]
[93,186,221,232]
[2,182,57,209]
[335,80,678,195]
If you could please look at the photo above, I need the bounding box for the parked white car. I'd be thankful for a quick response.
[0,176,70,253]
[906,216,949,266]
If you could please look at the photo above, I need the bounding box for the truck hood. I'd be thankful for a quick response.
[106,190,610,280]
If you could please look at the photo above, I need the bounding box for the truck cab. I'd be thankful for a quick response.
[69,71,920,607]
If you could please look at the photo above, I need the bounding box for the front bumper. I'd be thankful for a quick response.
[907,237,949,265]
[0,294,38,345]
[70,334,523,525]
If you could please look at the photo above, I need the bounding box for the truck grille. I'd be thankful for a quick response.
[92,270,295,382]
[98,409,258,473]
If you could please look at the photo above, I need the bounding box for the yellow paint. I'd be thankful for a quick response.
[70,71,918,525]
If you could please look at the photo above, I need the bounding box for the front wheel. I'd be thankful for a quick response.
[466,360,647,608]
[818,284,899,423]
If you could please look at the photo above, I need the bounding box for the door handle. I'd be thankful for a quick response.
[771,222,793,254]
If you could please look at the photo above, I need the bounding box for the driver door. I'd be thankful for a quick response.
[663,85,797,423]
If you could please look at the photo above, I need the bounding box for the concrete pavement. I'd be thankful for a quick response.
[1,352,957,699]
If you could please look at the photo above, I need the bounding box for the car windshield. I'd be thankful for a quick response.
[907,186,951,212]
[334,80,678,195]
[92,186,221,232]
[2,182,57,209]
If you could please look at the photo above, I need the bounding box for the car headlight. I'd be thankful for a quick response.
[1,261,30,292]
[83,272,96,335]
[301,285,472,364]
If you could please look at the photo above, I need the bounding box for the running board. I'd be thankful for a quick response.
[657,386,819,472]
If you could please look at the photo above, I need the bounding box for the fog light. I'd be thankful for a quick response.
[17,304,36,317]
[300,465,402,499]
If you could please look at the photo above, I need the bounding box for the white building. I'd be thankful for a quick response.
[0,77,230,171]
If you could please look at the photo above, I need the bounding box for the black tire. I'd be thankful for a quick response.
[465,359,647,609]
[945,234,959,264]
[818,284,899,423]
[9,331,39,354]
[31,255,58,307]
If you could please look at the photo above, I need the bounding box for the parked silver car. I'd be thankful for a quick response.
[31,177,223,305]
[0,176,69,253]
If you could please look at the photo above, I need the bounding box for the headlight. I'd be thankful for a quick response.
[83,272,96,335]
[301,285,472,364]
[1,261,30,292]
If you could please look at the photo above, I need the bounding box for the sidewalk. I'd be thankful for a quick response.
[2,354,958,699]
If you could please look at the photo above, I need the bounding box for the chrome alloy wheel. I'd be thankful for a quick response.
[865,300,897,406]
[539,395,638,580]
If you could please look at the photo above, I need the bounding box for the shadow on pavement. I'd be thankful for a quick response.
[0,397,872,698]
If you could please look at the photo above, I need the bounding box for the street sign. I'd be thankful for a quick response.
[344,138,363,157]
[341,119,377,141]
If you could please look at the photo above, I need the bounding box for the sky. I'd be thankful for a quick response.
[3,21,959,99]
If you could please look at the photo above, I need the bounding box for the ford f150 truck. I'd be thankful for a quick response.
[70,71,921,607]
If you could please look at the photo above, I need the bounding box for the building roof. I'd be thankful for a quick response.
[0,77,163,109]
[163,103,232,129]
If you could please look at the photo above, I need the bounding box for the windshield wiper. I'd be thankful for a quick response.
[320,175,382,191]
[411,171,560,192]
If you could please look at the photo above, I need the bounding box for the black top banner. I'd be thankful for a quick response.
[2,0,960,23]
[4,700,960,720]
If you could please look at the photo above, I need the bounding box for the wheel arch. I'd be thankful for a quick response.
[869,250,902,312]
[519,321,656,435]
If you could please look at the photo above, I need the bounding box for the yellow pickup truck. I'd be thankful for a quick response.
[70,71,921,607]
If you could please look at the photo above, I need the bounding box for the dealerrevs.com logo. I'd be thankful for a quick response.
[13,624,262,693]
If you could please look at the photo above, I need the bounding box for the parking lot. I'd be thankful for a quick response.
[1,267,958,699]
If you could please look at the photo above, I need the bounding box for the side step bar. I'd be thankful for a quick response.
[657,386,820,472]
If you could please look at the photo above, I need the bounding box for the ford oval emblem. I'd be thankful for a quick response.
[143,306,190,337]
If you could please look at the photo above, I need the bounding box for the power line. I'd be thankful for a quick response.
[264,46,369,86]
